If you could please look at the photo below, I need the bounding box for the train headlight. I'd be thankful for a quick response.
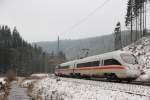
[126,66,130,69]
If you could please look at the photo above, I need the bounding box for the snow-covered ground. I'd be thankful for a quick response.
[21,74,49,88]
[123,37,150,81]
[29,77,150,100]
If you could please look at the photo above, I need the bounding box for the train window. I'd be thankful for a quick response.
[120,53,138,64]
[77,61,100,68]
[92,61,100,66]
[59,65,69,69]
[104,59,121,65]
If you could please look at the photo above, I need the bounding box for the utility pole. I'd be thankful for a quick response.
[57,36,60,56]
[114,22,122,50]
[43,53,46,73]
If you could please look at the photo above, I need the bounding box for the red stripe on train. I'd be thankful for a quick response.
[75,66,125,70]
[57,66,125,71]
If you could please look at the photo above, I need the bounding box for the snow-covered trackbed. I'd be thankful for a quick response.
[54,76,150,97]
[30,75,150,100]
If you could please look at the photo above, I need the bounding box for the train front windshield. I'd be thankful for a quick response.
[120,53,138,65]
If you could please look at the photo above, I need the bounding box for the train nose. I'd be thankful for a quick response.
[127,70,141,78]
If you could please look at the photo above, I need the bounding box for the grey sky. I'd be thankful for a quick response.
[0,0,149,42]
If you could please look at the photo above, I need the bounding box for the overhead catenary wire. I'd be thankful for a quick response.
[61,0,112,35]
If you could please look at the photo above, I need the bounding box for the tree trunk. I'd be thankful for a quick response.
[143,2,145,35]
[136,15,138,40]
[140,7,142,37]
[145,2,147,35]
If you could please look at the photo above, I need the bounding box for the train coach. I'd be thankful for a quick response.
[55,50,142,82]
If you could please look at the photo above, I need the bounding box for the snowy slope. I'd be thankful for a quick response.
[123,37,150,81]
[123,37,150,69]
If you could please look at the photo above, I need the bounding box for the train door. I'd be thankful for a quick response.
[99,59,103,66]
[99,59,104,77]
[72,62,76,74]
[101,59,104,66]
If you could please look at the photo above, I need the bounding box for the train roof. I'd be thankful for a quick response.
[60,50,132,66]
[60,60,78,66]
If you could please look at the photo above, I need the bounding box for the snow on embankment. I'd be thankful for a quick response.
[0,77,6,85]
[30,73,49,78]
[0,77,7,99]
[30,77,150,100]
[21,74,48,88]
[123,37,150,81]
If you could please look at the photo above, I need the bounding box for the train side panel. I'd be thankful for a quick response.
[73,65,127,78]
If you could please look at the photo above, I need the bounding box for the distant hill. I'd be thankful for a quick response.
[33,31,138,60]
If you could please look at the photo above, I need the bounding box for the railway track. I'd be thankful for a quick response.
[49,75,150,97]
[87,77,150,86]
[52,74,150,86]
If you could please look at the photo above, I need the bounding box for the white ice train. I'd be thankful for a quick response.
[55,50,142,81]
